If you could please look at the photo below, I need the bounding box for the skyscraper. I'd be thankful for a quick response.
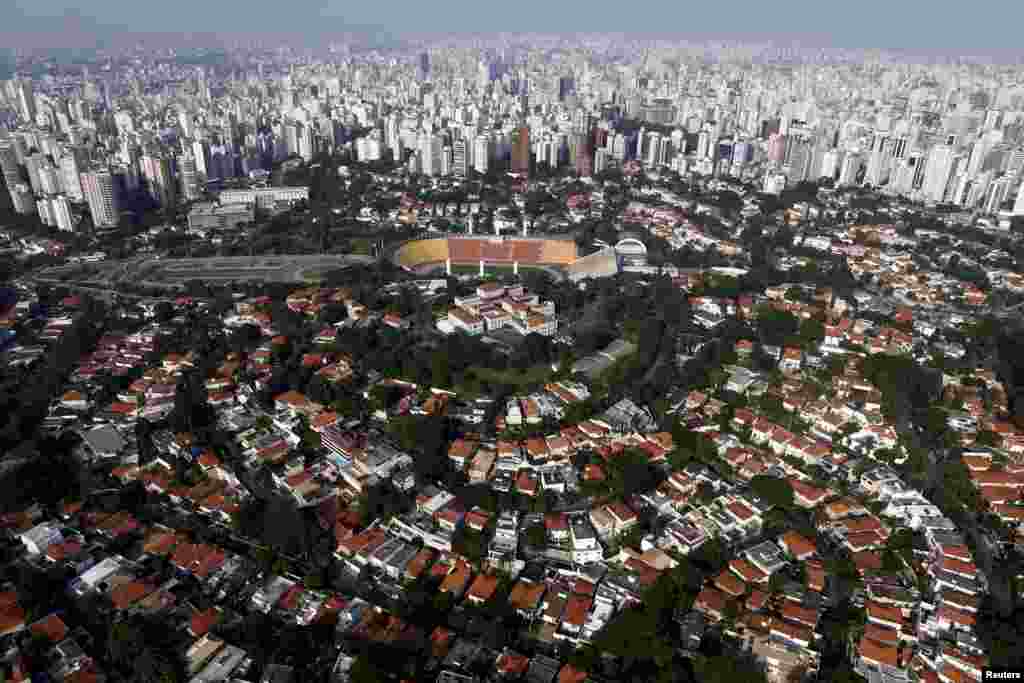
[16,80,36,124]
[0,140,23,191]
[574,133,593,177]
[923,145,955,203]
[452,139,468,178]
[60,152,86,202]
[1013,182,1024,217]
[140,155,177,209]
[9,183,35,215]
[418,132,442,176]
[177,154,200,201]
[25,153,47,195]
[82,169,120,227]
[51,195,74,232]
[511,126,530,175]
[473,135,490,174]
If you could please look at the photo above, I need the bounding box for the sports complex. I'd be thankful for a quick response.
[392,235,626,281]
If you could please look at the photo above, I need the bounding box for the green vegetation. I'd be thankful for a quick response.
[750,475,794,509]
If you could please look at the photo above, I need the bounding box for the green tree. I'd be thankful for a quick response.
[750,475,795,509]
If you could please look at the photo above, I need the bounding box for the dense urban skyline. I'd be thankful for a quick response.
[4,0,1024,55]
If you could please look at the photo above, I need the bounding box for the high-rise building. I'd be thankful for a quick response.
[39,165,61,195]
[50,195,74,231]
[25,153,47,195]
[418,52,430,80]
[192,139,209,178]
[984,176,1012,214]
[82,169,120,227]
[473,135,490,174]
[418,132,442,176]
[923,145,955,203]
[452,139,467,178]
[1013,182,1024,216]
[60,152,86,202]
[574,133,593,177]
[9,183,35,215]
[37,198,56,227]
[16,80,36,123]
[140,155,177,208]
[558,76,576,101]
[177,153,200,201]
[0,140,23,190]
[838,153,863,186]
[511,126,530,175]
[441,146,453,177]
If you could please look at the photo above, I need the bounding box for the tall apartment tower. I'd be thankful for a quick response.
[923,145,955,203]
[177,153,200,201]
[473,135,490,174]
[60,150,87,202]
[0,140,23,190]
[1013,182,1024,216]
[82,169,120,228]
[50,195,74,231]
[452,139,468,178]
[511,126,530,175]
[16,80,36,123]
[418,132,442,176]
[574,133,593,177]
[140,154,177,209]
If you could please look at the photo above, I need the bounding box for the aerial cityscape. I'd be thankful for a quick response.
[2,3,1024,682]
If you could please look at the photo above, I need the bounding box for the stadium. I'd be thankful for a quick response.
[393,236,582,276]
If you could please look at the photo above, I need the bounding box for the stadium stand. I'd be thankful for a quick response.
[567,247,621,282]
[397,237,578,269]
[395,239,450,268]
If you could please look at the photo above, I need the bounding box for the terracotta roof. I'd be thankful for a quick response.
[729,558,767,584]
[771,618,813,644]
[936,605,976,628]
[496,652,530,675]
[561,594,593,626]
[695,586,728,615]
[190,608,222,637]
[110,581,153,610]
[782,602,819,628]
[781,531,816,558]
[558,663,588,683]
[509,580,546,612]
[29,613,68,643]
[863,622,899,646]
[866,601,902,625]
[714,569,747,597]
[466,573,499,603]
[859,635,899,667]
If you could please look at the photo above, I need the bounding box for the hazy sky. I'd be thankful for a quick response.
[3,0,1022,54]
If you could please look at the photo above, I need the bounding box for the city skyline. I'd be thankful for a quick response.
[3,0,1024,55]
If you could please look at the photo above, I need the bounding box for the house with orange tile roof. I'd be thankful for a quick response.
[866,601,904,631]
[189,607,223,638]
[466,573,500,605]
[694,586,728,622]
[779,531,817,560]
[729,558,768,585]
[713,569,747,597]
[29,613,68,643]
[438,559,472,598]
[558,594,593,636]
[508,579,546,619]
